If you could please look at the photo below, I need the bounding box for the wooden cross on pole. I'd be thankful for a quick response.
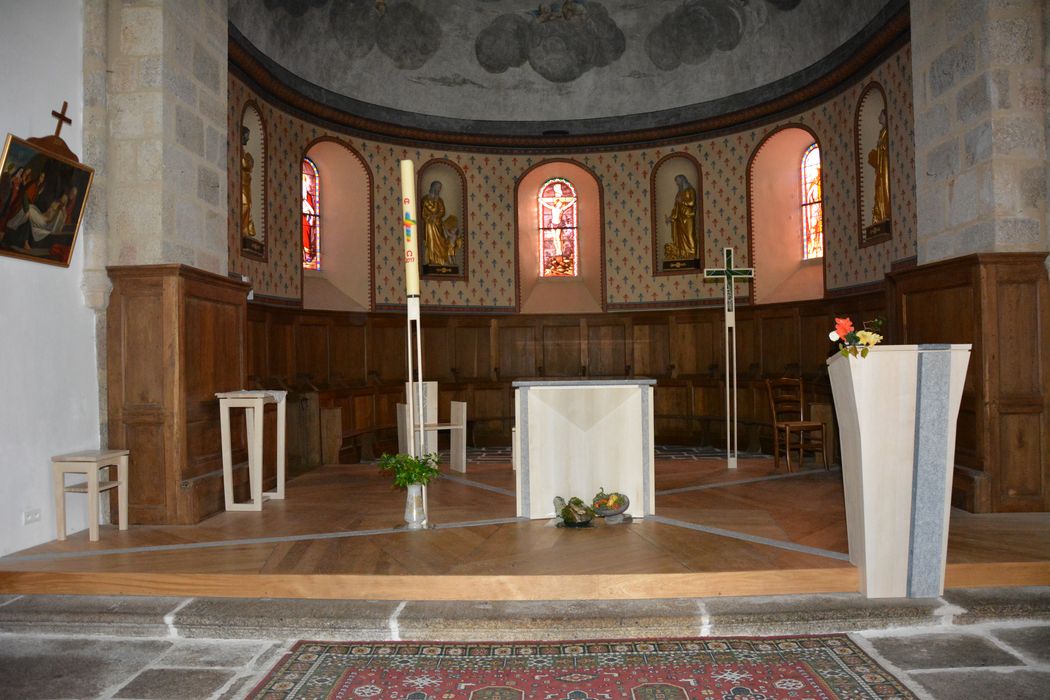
[704,247,754,469]
[51,101,73,138]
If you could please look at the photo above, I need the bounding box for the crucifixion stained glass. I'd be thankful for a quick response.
[538,178,578,277]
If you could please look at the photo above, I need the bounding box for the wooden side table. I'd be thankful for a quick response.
[51,449,129,542]
[216,390,287,511]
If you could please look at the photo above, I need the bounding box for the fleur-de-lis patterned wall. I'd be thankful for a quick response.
[227,44,916,310]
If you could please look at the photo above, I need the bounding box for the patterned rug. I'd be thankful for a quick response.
[248,636,915,699]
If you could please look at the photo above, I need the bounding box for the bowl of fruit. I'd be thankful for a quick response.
[592,488,629,517]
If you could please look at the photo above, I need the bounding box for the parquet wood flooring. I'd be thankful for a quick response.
[0,457,1046,600]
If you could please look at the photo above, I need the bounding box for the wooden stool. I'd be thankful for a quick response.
[51,449,129,542]
[216,390,287,511]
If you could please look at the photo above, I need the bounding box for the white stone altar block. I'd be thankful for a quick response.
[513,380,656,520]
[827,345,970,598]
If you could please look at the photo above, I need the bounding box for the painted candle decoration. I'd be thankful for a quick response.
[400,159,420,297]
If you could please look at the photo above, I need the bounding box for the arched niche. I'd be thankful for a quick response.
[239,102,266,260]
[748,125,825,305]
[651,152,703,274]
[515,160,604,314]
[301,138,373,312]
[417,158,468,280]
[855,82,892,247]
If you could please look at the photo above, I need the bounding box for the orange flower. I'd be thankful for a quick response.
[834,317,854,340]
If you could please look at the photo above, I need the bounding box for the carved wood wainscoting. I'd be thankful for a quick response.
[888,253,1050,513]
[107,266,250,525]
[245,289,887,463]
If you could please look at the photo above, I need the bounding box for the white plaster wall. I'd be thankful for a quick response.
[0,0,100,556]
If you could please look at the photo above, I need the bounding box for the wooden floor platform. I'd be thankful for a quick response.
[1,456,1047,600]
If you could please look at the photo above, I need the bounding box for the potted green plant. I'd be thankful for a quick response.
[378,452,440,529]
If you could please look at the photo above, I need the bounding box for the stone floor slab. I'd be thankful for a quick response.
[114,668,235,699]
[866,631,1023,670]
[943,587,1050,624]
[0,595,184,637]
[156,639,276,668]
[0,637,171,699]
[992,625,1050,664]
[910,669,1050,699]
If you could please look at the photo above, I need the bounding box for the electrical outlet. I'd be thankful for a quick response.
[22,508,41,525]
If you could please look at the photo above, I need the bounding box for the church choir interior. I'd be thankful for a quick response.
[1,0,1048,602]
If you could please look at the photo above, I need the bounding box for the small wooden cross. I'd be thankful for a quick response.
[704,247,754,314]
[51,101,73,138]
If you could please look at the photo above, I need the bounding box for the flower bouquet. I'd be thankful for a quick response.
[829,317,884,358]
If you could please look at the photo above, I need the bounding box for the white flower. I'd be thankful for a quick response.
[828,330,840,341]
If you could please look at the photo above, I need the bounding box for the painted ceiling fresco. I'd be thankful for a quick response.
[234,0,894,124]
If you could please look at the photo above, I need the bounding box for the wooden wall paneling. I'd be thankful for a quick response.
[671,315,719,377]
[654,382,694,442]
[587,318,628,377]
[471,383,513,445]
[369,318,406,384]
[799,311,834,378]
[108,265,249,525]
[268,314,295,385]
[497,321,537,379]
[889,253,1050,513]
[734,317,758,375]
[758,311,800,376]
[632,317,670,378]
[330,319,367,384]
[451,320,492,381]
[421,320,454,382]
[542,321,582,377]
[246,311,269,385]
[295,317,331,385]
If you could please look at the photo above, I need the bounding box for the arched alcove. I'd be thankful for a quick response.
[651,152,703,274]
[301,138,373,312]
[855,82,892,247]
[748,126,825,304]
[516,160,604,313]
[417,158,468,280]
[239,102,266,260]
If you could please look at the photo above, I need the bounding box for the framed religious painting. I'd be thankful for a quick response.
[0,133,93,267]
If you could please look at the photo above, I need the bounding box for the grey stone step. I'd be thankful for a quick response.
[1,588,1046,641]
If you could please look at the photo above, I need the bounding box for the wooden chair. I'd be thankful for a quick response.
[766,377,829,472]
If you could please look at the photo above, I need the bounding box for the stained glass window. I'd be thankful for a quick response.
[302,157,321,270]
[538,178,578,277]
[800,143,823,260]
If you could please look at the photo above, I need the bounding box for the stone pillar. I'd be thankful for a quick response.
[105,0,228,274]
[911,0,1047,264]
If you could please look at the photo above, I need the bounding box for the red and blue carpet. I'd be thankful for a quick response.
[249,636,915,699]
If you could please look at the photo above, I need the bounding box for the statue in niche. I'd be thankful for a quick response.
[662,174,699,269]
[240,126,257,240]
[421,180,461,271]
[867,109,890,225]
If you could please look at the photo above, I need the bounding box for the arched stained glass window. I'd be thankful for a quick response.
[538,178,578,277]
[302,157,321,270]
[800,143,823,260]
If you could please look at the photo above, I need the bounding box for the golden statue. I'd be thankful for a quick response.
[421,180,461,266]
[663,174,697,260]
[240,126,257,239]
[867,109,890,225]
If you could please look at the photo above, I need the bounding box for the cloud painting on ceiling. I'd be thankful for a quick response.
[232,0,893,123]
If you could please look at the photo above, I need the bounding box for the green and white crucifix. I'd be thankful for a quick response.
[704,247,754,469]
